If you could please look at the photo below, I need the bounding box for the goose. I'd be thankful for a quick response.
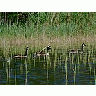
[13,46,29,58]
[32,46,51,57]
[69,43,86,54]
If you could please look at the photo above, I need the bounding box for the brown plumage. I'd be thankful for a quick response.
[33,46,51,57]
[69,43,86,54]
[13,46,29,58]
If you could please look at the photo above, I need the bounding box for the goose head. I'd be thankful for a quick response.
[47,46,51,52]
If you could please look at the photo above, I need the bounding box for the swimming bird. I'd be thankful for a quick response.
[69,43,86,54]
[13,46,29,58]
[32,46,51,57]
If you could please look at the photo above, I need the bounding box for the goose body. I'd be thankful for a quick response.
[33,46,51,57]
[13,46,29,58]
[69,43,86,54]
[36,51,49,57]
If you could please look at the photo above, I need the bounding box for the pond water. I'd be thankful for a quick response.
[0,49,96,85]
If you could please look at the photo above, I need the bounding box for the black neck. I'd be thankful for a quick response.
[24,48,28,56]
[47,47,51,52]
[81,44,85,51]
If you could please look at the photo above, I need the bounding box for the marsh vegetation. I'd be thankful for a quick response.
[0,12,96,85]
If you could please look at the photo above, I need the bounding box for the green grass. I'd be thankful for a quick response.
[1,15,96,39]
[1,12,96,58]
[0,12,96,85]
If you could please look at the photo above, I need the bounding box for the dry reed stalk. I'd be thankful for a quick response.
[0,34,96,57]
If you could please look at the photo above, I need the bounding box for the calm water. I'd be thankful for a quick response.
[0,49,96,85]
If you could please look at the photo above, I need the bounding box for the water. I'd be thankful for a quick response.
[0,49,96,85]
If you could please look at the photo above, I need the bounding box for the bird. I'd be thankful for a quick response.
[32,46,51,57]
[69,43,86,54]
[13,46,29,58]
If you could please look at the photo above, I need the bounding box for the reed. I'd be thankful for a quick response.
[25,60,28,85]
[0,26,96,59]
[1,13,96,85]
[15,69,16,85]
[65,56,67,85]
[74,64,76,85]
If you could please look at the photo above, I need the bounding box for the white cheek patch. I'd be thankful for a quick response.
[46,53,49,55]
[47,46,51,49]
[83,44,85,46]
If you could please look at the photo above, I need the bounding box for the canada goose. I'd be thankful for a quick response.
[32,46,51,57]
[13,46,29,58]
[69,43,86,54]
